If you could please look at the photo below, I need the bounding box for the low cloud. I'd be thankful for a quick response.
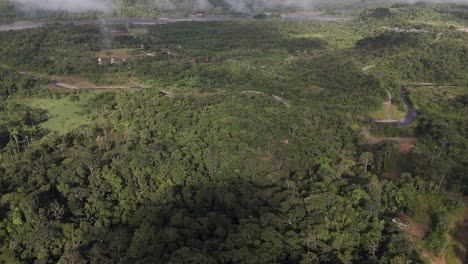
[10,0,315,13]
[12,0,117,13]
[143,0,316,12]
[10,0,467,14]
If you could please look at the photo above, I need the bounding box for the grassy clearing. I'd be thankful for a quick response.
[413,87,467,98]
[96,48,141,58]
[391,105,407,120]
[292,33,325,39]
[409,88,468,120]
[0,63,12,70]
[129,28,149,35]
[406,194,467,263]
[372,103,407,120]
[372,106,387,120]
[408,194,442,224]
[412,87,467,97]
[446,230,464,264]
[22,91,103,133]
[445,196,468,264]
[440,87,467,97]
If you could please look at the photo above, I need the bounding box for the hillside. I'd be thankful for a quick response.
[0,2,467,263]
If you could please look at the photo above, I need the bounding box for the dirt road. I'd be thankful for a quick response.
[241,90,290,108]
[362,128,418,145]
[374,91,417,127]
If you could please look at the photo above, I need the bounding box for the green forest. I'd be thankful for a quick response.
[0,2,467,264]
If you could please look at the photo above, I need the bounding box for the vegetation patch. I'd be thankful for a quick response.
[96,48,141,59]
[22,91,102,133]
[444,195,468,264]
[0,2,466,263]
[372,103,406,120]
[128,27,149,35]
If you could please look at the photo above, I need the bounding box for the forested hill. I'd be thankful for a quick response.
[0,2,467,264]
[1,0,467,22]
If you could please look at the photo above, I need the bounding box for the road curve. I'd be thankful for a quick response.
[396,93,417,127]
[374,92,417,127]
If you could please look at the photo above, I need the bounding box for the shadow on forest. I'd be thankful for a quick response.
[87,179,345,263]
[449,221,468,263]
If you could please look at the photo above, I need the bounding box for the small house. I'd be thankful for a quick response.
[392,214,409,229]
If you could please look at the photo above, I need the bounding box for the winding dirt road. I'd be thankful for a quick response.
[241,90,290,108]
[362,64,376,72]
[425,33,443,51]
[362,128,418,145]
[374,91,417,127]
[51,80,144,91]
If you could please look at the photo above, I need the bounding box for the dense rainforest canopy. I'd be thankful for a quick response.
[0,2,467,264]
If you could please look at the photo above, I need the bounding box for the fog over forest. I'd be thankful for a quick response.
[10,0,468,13]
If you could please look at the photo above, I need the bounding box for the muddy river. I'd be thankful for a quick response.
[0,15,351,31]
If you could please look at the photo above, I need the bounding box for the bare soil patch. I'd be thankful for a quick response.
[406,221,430,240]
[399,142,415,154]
[422,251,446,264]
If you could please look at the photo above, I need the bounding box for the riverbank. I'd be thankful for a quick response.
[0,14,353,31]
[374,92,417,127]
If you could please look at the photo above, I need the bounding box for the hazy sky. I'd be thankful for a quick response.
[12,0,117,12]
[10,0,320,12]
[10,0,468,13]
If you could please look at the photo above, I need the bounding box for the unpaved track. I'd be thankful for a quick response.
[272,95,290,108]
[52,81,177,97]
[362,128,418,145]
[375,91,417,127]
[425,33,443,51]
[383,101,393,120]
[403,83,459,88]
[52,81,144,90]
[241,90,290,108]
[362,64,376,72]
[376,90,398,122]
[383,90,393,120]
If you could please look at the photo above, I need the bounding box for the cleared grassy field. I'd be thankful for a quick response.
[22,92,102,133]
[129,28,149,35]
[445,196,468,264]
[372,103,407,121]
[440,87,467,96]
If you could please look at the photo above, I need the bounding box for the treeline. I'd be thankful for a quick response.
[0,84,463,262]
[0,9,466,262]
[356,31,468,84]
[410,90,468,194]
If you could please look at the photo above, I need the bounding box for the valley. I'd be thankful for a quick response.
[0,1,466,263]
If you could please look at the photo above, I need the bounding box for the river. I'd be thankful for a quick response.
[0,15,351,32]
[281,15,351,22]
[397,93,417,127]
[374,92,417,127]
[0,16,238,31]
